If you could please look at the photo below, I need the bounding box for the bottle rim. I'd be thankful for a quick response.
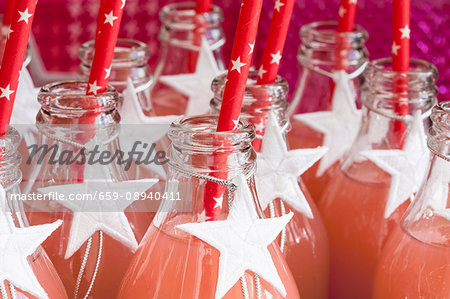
[159,2,224,30]
[300,20,369,47]
[78,38,150,68]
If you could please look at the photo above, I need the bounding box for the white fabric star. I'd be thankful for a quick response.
[159,38,222,115]
[0,187,62,299]
[18,8,33,24]
[177,175,293,299]
[248,42,255,55]
[231,56,246,73]
[270,51,282,65]
[256,113,327,218]
[392,42,401,55]
[258,66,267,79]
[11,68,40,124]
[104,65,112,79]
[38,164,158,259]
[274,0,285,12]
[88,81,101,95]
[361,112,429,218]
[294,70,361,175]
[338,5,347,17]
[104,11,118,26]
[0,84,14,100]
[399,25,411,39]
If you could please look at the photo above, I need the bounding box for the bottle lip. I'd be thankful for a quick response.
[0,126,21,153]
[368,57,438,78]
[159,2,224,30]
[211,71,289,109]
[168,114,255,151]
[78,38,150,68]
[38,80,119,116]
[428,101,450,160]
[300,20,369,47]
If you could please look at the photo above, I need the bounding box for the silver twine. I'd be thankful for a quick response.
[0,281,16,299]
[168,162,263,299]
[268,200,287,253]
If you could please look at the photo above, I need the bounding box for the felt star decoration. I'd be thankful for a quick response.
[159,38,222,115]
[0,186,62,299]
[294,70,362,175]
[38,163,158,259]
[256,112,327,218]
[177,175,293,299]
[361,112,429,218]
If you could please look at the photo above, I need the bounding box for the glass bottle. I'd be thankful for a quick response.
[0,126,68,299]
[210,71,329,298]
[118,115,300,298]
[318,58,438,298]
[287,21,369,202]
[373,101,450,298]
[22,81,157,298]
[150,2,226,116]
[78,38,153,118]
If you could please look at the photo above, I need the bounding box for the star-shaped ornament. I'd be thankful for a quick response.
[0,187,62,299]
[104,10,118,26]
[256,113,327,218]
[427,157,450,220]
[18,8,33,24]
[294,70,362,175]
[38,163,158,259]
[159,38,222,115]
[177,175,293,299]
[361,112,429,218]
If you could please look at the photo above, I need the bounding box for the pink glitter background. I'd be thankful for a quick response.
[3,0,448,100]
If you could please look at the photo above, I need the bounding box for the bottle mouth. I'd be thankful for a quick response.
[78,39,150,68]
[38,81,119,117]
[363,58,439,94]
[168,114,255,152]
[300,21,368,47]
[211,71,289,111]
[159,2,224,30]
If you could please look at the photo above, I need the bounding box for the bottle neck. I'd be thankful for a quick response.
[210,71,289,132]
[78,39,151,93]
[348,58,437,155]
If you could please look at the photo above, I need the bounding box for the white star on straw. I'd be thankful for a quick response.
[248,41,255,55]
[18,8,33,24]
[231,56,246,73]
[274,0,285,12]
[338,6,347,17]
[88,81,101,95]
[213,194,224,209]
[104,11,118,26]
[104,65,112,79]
[0,85,14,100]
[121,0,126,9]
[270,51,282,65]
[392,42,401,55]
[399,25,411,39]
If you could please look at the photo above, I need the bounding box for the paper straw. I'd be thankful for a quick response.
[196,0,212,14]
[86,0,125,96]
[204,0,263,220]
[0,0,37,135]
[391,0,410,148]
[252,0,295,151]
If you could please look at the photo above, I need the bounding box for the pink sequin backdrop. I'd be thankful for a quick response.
[2,0,448,100]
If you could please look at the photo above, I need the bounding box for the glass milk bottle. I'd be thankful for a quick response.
[210,71,329,298]
[0,126,68,299]
[318,58,437,298]
[150,2,226,116]
[287,21,369,202]
[373,101,450,298]
[23,81,158,298]
[118,115,300,298]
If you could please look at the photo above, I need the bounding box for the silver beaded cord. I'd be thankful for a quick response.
[0,281,16,299]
